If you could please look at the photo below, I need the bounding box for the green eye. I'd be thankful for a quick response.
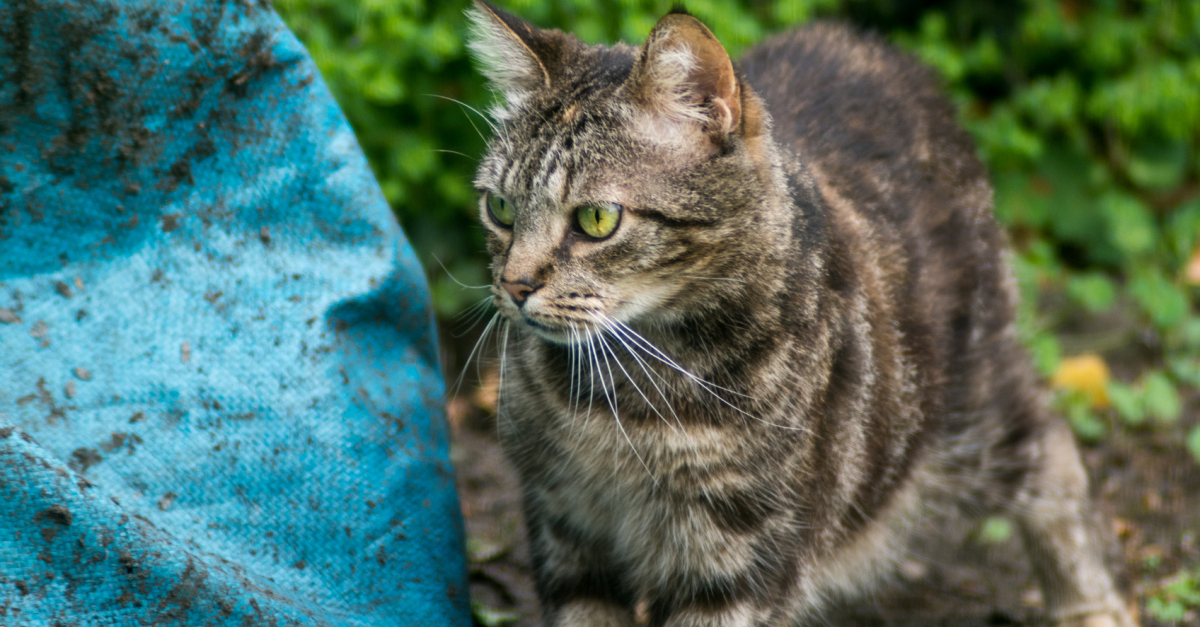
[486,192,514,227]
[575,203,622,239]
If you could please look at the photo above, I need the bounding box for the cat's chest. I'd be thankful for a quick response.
[502,377,758,515]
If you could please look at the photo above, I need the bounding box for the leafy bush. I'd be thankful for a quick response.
[275,0,1200,444]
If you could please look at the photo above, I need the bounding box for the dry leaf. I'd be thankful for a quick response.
[1052,353,1110,409]
[474,367,500,414]
[1186,246,1200,285]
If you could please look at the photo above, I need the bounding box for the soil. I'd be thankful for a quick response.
[445,328,1200,627]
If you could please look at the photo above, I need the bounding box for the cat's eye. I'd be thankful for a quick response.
[575,203,622,239]
[486,192,515,227]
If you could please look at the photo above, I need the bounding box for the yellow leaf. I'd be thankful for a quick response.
[1052,353,1110,409]
[1185,246,1200,286]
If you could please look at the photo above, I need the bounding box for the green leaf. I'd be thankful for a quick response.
[1126,137,1189,191]
[1165,200,1200,270]
[1066,273,1116,313]
[472,603,521,627]
[1181,317,1200,350]
[1130,270,1189,331]
[1187,425,1200,465]
[1027,332,1062,377]
[1107,380,1145,426]
[1168,355,1200,388]
[1142,371,1182,423]
[1100,192,1157,258]
[978,516,1014,544]
[1147,597,1186,622]
[1066,397,1107,443]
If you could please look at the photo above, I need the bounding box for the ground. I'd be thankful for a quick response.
[445,333,1200,627]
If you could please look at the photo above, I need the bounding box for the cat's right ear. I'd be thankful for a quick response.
[625,11,742,139]
[466,1,560,111]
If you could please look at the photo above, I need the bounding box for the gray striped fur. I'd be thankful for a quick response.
[467,3,1134,626]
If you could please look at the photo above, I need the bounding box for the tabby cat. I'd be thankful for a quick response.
[466,2,1135,625]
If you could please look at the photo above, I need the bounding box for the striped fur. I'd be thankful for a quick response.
[467,3,1134,626]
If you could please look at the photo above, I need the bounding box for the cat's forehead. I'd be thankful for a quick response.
[482,99,667,199]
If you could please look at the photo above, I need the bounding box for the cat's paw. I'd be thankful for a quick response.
[1054,604,1139,627]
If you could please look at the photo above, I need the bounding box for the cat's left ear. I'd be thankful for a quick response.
[466,1,565,110]
[626,10,741,136]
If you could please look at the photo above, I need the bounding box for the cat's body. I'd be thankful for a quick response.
[467,3,1134,626]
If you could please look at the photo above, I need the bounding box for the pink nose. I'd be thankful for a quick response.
[502,280,536,305]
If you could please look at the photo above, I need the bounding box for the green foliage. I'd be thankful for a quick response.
[1147,566,1200,623]
[1188,424,1200,465]
[976,515,1014,544]
[1108,370,1183,427]
[1061,391,1107,443]
[274,1,1200,437]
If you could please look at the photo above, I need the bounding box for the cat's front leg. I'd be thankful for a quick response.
[527,512,638,627]
[547,600,637,627]
[640,550,797,627]
[646,600,781,627]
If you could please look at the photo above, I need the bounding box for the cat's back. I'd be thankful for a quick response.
[741,22,1017,426]
[738,21,988,207]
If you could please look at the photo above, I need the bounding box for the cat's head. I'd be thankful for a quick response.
[468,1,781,345]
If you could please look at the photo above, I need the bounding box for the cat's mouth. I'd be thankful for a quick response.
[517,314,595,345]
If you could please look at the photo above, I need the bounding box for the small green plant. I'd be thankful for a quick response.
[1146,567,1200,623]
[1108,370,1184,427]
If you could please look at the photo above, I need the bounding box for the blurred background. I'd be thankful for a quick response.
[273,1,1200,624]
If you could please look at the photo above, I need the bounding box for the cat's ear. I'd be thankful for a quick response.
[466,1,561,110]
[627,10,741,136]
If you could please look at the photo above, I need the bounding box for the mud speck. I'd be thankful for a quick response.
[64,381,77,398]
[73,367,92,381]
[0,307,22,324]
[224,30,279,98]
[35,504,74,527]
[69,447,102,473]
[161,213,181,232]
[54,280,73,298]
[157,491,178,511]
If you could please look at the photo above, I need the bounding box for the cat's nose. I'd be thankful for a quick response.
[501,279,539,306]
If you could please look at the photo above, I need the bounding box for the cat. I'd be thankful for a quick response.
[466,2,1135,626]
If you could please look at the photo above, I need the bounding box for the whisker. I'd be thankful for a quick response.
[607,317,810,433]
[422,93,496,142]
[453,312,500,401]
[494,319,512,438]
[672,273,746,285]
[590,315,681,436]
[608,318,751,399]
[565,325,582,441]
[590,328,657,484]
[595,316,686,433]
[431,255,491,291]
[452,297,497,338]
[432,149,478,163]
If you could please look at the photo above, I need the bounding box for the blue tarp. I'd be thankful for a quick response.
[0,0,470,624]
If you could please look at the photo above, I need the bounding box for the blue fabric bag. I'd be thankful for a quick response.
[0,0,470,624]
